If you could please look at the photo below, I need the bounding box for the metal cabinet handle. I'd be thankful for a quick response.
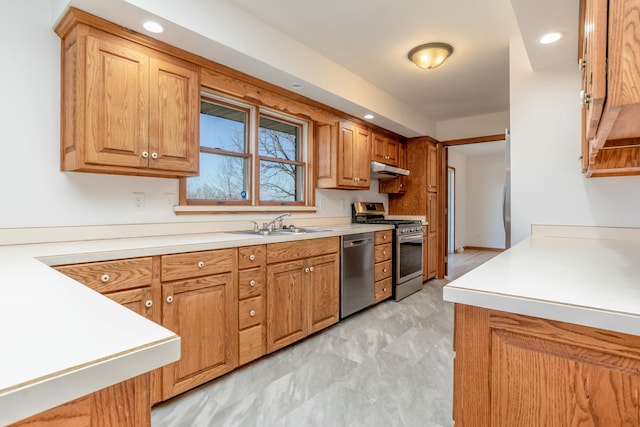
[197,261,205,268]
[383,287,387,292]
[249,254,256,261]
[383,235,387,240]
[304,267,310,273]
[249,310,256,317]
[309,266,314,272]
[383,268,388,273]
[141,151,149,159]
[101,274,110,283]
[151,152,158,159]
[250,280,256,287]
[383,250,387,256]
[166,296,173,303]
[145,300,153,308]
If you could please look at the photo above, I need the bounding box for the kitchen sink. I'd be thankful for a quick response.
[227,227,331,236]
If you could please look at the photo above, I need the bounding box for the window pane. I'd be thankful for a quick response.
[187,153,249,201]
[258,116,299,160]
[200,101,246,152]
[260,160,302,202]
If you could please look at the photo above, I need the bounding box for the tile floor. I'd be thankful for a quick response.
[151,249,498,427]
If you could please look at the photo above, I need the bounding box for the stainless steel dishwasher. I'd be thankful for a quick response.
[340,232,375,318]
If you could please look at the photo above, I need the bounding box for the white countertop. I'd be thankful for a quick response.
[443,225,640,337]
[0,223,391,425]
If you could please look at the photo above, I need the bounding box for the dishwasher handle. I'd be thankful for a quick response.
[343,238,373,248]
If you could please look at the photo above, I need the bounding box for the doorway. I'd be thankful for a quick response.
[447,167,455,254]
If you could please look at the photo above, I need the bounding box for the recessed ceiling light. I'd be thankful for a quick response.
[143,21,164,34]
[290,83,304,90]
[364,114,374,120]
[539,32,563,45]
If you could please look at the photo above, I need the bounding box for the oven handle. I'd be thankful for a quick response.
[398,234,423,244]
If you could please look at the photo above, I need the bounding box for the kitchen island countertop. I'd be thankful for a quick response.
[0,222,392,425]
[443,224,640,337]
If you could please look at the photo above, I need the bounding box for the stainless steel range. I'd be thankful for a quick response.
[352,202,424,301]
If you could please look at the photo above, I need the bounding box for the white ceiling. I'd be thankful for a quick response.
[54,0,580,138]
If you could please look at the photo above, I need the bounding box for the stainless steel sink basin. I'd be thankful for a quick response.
[227,227,330,237]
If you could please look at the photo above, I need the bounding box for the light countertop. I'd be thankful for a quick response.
[443,225,640,337]
[0,222,391,425]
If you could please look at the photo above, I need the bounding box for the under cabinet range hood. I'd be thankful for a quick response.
[370,161,410,179]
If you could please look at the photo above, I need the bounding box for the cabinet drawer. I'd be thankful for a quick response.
[238,245,266,269]
[238,268,264,300]
[374,277,393,304]
[239,325,264,366]
[375,260,393,281]
[161,248,235,282]
[374,243,392,262]
[267,237,339,264]
[375,230,393,245]
[55,257,153,293]
[239,296,263,330]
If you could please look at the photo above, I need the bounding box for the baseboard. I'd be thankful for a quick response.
[462,246,505,252]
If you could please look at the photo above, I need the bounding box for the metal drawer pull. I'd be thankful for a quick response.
[383,250,387,256]
[101,274,110,283]
[383,235,387,240]
[197,261,205,268]
[305,267,310,273]
[249,310,256,317]
[383,268,388,273]
[309,266,314,272]
[383,287,387,292]
[249,254,256,261]
[145,300,153,308]
[250,280,256,287]
[166,296,173,303]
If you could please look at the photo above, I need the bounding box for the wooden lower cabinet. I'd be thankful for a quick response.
[266,237,340,353]
[10,374,149,427]
[453,304,640,426]
[161,271,237,399]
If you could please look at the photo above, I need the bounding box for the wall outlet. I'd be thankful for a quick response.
[133,192,145,211]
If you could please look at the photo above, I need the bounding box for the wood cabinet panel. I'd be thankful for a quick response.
[266,259,308,353]
[374,230,393,245]
[238,245,266,269]
[453,304,640,426]
[267,237,339,264]
[161,248,235,282]
[374,260,392,281]
[54,257,153,294]
[372,132,399,166]
[374,277,393,304]
[238,296,263,330]
[307,253,340,334]
[161,272,237,399]
[238,268,264,300]
[374,243,392,263]
[238,325,264,366]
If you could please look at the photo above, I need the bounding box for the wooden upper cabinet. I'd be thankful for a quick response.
[55,8,199,178]
[580,0,640,177]
[371,132,399,166]
[316,120,371,189]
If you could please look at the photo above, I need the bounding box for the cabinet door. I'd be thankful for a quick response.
[427,193,438,234]
[85,31,149,168]
[266,259,308,353]
[307,253,339,334]
[148,54,199,174]
[105,287,156,321]
[337,121,357,187]
[162,272,237,399]
[427,142,438,192]
[427,232,437,280]
[354,125,372,187]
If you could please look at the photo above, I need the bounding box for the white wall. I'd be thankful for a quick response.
[510,36,640,244]
[465,153,506,249]
[436,111,510,141]
[0,1,384,231]
[447,150,467,251]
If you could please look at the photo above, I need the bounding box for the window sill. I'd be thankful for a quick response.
[173,205,319,215]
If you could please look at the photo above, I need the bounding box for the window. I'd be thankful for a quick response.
[183,92,309,208]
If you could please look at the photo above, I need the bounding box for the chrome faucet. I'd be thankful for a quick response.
[264,213,291,232]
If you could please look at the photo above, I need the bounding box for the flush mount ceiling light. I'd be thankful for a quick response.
[143,21,164,33]
[408,42,454,70]
[539,31,564,44]
[364,113,375,120]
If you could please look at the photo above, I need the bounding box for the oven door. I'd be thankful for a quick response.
[397,233,423,283]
